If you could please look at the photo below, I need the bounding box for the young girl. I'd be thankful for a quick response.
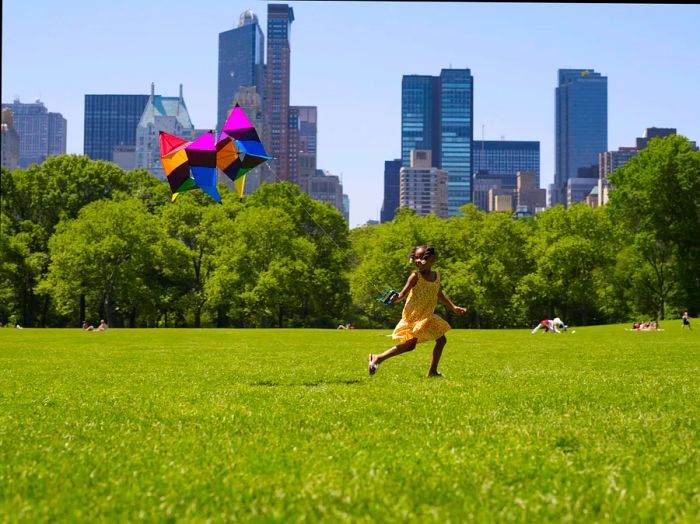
[369,245,465,377]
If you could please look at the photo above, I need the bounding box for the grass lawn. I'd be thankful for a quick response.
[1,325,699,522]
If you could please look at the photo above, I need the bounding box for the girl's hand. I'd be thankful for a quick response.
[452,306,466,315]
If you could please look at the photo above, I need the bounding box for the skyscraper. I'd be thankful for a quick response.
[266,4,294,183]
[2,99,66,167]
[438,69,474,216]
[309,169,345,219]
[217,10,265,135]
[554,69,607,207]
[400,69,473,216]
[84,94,149,164]
[473,140,540,187]
[380,158,402,223]
[288,106,300,187]
[401,75,438,167]
[291,106,317,193]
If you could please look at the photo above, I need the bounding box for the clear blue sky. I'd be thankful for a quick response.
[3,1,699,227]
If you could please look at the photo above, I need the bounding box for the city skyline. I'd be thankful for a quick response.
[2,1,699,226]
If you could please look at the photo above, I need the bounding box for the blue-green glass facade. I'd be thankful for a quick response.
[473,140,540,187]
[554,69,607,206]
[401,75,437,167]
[399,69,473,217]
[439,69,473,216]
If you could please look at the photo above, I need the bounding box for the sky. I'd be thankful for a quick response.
[3,1,700,227]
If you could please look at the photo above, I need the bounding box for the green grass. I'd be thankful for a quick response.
[1,325,699,522]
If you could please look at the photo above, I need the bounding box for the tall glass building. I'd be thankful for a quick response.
[473,140,540,187]
[400,69,473,217]
[84,94,149,162]
[380,158,402,223]
[401,75,437,167]
[439,69,473,216]
[554,69,607,207]
[217,10,265,135]
[266,4,294,183]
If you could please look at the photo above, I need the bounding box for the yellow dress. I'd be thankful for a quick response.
[392,271,451,344]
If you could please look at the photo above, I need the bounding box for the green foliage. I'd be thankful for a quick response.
[609,134,700,317]
[229,182,352,327]
[2,136,698,328]
[159,192,231,327]
[45,199,162,326]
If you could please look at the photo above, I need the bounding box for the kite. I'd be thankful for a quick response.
[158,103,272,202]
[377,288,400,306]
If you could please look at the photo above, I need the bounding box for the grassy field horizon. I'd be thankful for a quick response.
[1,325,698,522]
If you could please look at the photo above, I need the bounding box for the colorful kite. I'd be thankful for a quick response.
[159,103,271,202]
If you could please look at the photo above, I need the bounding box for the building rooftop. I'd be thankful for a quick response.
[239,9,258,27]
[138,92,193,130]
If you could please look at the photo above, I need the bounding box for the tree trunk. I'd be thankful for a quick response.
[80,294,86,324]
[217,305,227,328]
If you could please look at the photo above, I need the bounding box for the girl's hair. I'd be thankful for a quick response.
[408,244,437,261]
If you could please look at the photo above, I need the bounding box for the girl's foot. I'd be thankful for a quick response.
[427,371,444,378]
[368,354,379,375]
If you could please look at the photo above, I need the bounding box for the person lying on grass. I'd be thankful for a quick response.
[369,245,465,378]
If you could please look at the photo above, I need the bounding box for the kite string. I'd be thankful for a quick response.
[269,174,385,296]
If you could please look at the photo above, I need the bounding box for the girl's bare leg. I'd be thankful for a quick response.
[372,339,417,366]
[427,336,447,377]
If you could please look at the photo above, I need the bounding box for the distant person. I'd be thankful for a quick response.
[682,310,691,330]
[552,317,567,332]
[368,245,465,378]
[97,320,108,332]
[532,319,560,334]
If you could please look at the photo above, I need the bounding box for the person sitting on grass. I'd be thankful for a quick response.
[368,244,466,378]
[97,320,108,332]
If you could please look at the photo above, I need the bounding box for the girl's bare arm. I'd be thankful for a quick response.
[395,272,419,302]
[438,289,466,315]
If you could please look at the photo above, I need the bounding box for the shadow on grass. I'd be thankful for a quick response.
[250,378,362,387]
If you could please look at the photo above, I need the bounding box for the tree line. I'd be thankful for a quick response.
[1,135,698,328]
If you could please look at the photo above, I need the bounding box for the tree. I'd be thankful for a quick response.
[609,134,700,316]
[1,156,170,326]
[45,199,162,326]
[209,206,316,327]
[522,204,615,325]
[159,191,232,327]
[244,182,352,326]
